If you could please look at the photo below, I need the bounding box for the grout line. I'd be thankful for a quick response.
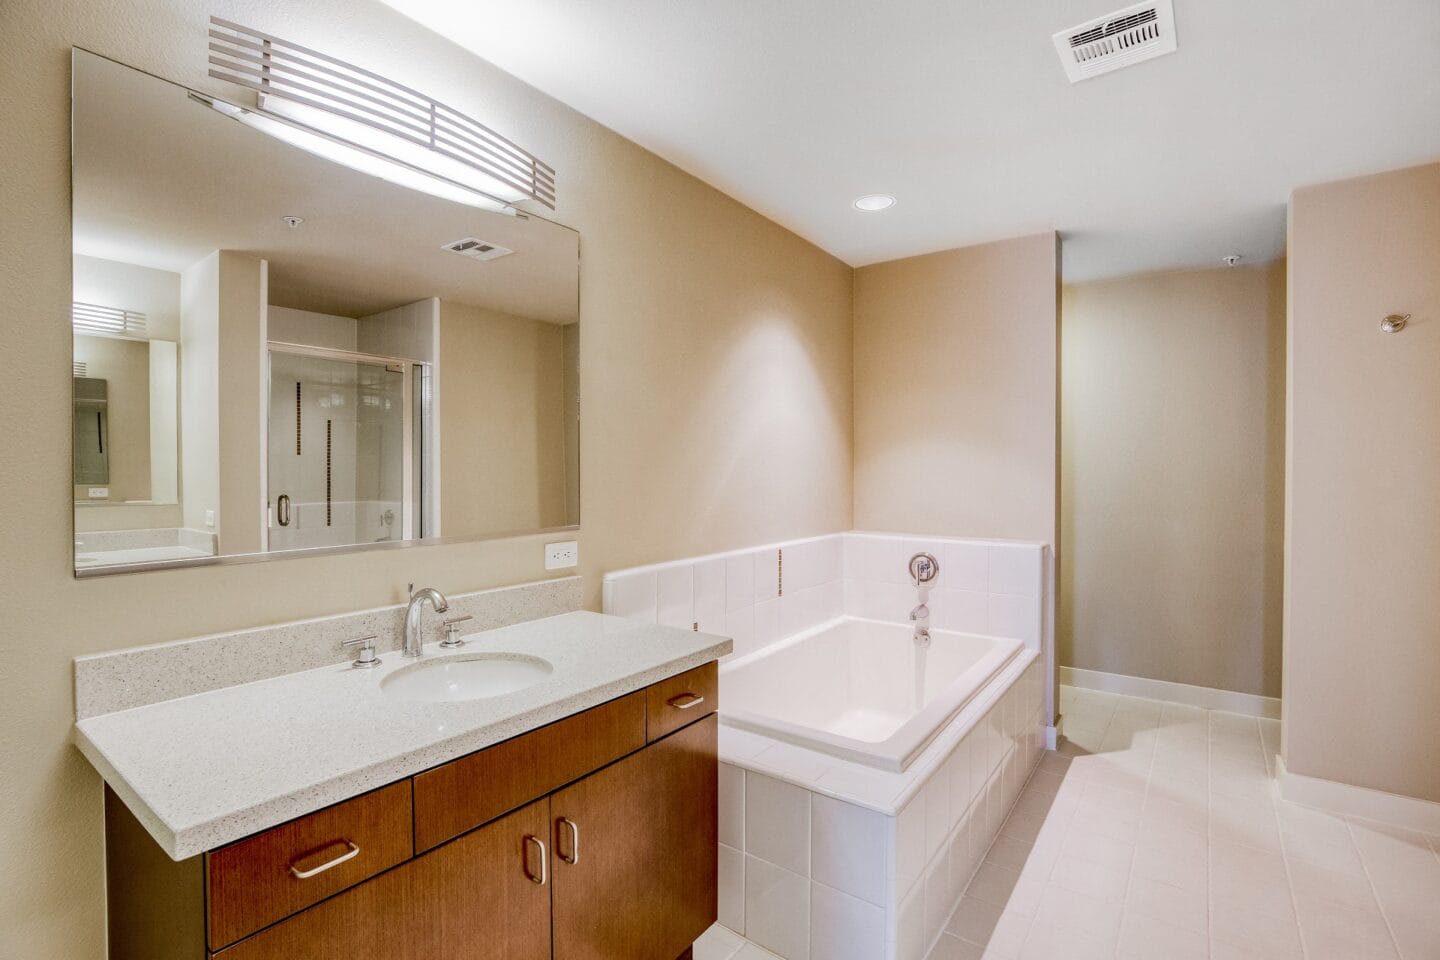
[1263,731,1312,960]
[1342,816,1406,959]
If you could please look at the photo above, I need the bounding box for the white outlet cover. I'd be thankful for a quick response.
[87,487,109,499]
[545,540,578,570]
[205,509,216,529]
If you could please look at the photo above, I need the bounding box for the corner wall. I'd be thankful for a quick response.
[1283,162,1440,803]
[852,233,1060,546]
[1060,263,1287,697]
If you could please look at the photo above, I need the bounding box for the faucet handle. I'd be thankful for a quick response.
[440,615,473,648]
[341,635,381,669]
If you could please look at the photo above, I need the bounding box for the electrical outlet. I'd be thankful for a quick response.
[204,509,216,529]
[87,487,108,499]
[545,540,578,570]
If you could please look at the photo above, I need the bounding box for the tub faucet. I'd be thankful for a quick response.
[403,584,450,658]
[909,601,931,647]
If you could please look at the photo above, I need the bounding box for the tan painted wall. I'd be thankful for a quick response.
[438,302,569,535]
[0,2,853,956]
[853,233,1059,544]
[1060,264,1287,697]
[1283,163,1440,802]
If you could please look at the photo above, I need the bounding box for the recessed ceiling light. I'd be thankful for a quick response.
[853,194,896,212]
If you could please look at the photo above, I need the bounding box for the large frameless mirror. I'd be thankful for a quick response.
[70,49,579,574]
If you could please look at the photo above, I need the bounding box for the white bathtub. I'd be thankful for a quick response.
[720,616,1023,772]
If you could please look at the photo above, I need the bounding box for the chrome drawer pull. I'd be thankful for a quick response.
[557,817,580,865]
[288,841,359,879]
[667,692,705,710]
[523,835,548,885]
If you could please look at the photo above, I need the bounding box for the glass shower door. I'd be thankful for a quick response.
[267,349,409,552]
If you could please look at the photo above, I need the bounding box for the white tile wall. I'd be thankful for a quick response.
[719,658,1049,960]
[603,531,1048,663]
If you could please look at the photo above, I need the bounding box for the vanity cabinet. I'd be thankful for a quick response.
[552,714,718,960]
[106,662,719,960]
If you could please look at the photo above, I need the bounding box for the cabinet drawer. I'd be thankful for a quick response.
[413,690,646,852]
[646,661,718,742]
[205,781,413,950]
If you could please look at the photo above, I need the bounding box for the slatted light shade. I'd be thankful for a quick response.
[205,18,556,212]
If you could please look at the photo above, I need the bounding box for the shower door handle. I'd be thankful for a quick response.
[277,494,292,527]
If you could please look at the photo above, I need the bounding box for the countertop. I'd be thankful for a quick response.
[74,611,730,860]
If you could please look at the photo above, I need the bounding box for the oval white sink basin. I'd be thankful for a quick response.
[381,653,554,703]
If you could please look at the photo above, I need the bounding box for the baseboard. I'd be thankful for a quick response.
[1059,666,1281,720]
[1276,756,1440,834]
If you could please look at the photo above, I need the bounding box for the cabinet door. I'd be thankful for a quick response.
[551,713,718,960]
[214,799,552,960]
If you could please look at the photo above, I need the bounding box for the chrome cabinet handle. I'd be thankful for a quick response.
[667,692,705,710]
[556,817,580,865]
[276,493,292,527]
[288,840,359,879]
[523,835,547,885]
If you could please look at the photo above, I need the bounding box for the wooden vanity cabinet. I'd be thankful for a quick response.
[105,662,719,960]
[214,800,552,960]
[552,713,719,960]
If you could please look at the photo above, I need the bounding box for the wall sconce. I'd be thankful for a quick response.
[200,18,555,214]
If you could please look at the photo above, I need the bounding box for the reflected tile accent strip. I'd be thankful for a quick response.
[74,575,583,718]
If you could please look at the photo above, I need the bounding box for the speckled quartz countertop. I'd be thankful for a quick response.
[74,611,730,860]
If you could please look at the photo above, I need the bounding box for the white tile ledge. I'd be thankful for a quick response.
[719,648,1039,817]
[1276,755,1440,835]
[74,611,730,860]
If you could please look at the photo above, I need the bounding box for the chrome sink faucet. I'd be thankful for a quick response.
[403,584,450,658]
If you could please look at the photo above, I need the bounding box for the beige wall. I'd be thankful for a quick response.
[1060,264,1287,697]
[0,2,853,956]
[853,233,1059,544]
[438,302,569,535]
[1283,163,1440,802]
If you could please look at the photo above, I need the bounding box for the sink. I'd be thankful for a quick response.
[381,653,554,703]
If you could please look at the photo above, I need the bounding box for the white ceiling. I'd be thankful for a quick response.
[382,0,1440,280]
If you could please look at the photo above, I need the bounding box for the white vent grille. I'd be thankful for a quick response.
[73,302,148,339]
[441,238,514,262]
[73,361,87,377]
[1053,0,1177,83]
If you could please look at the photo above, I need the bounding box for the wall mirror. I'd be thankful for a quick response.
[71,49,579,575]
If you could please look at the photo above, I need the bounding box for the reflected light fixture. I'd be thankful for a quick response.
[199,18,555,214]
[853,194,897,212]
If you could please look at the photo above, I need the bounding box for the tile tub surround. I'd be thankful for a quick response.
[73,611,730,859]
[717,657,1047,960]
[74,575,582,718]
[603,531,1048,662]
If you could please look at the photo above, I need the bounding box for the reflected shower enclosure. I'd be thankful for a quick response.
[267,346,430,552]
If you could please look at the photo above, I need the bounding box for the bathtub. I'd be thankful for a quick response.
[721,616,1023,772]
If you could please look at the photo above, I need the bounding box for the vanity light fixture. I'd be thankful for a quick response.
[853,194,897,212]
[201,18,555,214]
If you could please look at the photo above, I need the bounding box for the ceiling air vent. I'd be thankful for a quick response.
[441,238,515,262]
[1053,0,1177,83]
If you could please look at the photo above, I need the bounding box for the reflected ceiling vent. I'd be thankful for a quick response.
[441,238,514,262]
[1053,0,1177,83]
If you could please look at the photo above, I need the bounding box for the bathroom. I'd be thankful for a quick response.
[2,1,1438,959]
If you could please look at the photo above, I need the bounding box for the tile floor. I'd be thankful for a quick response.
[698,686,1440,960]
